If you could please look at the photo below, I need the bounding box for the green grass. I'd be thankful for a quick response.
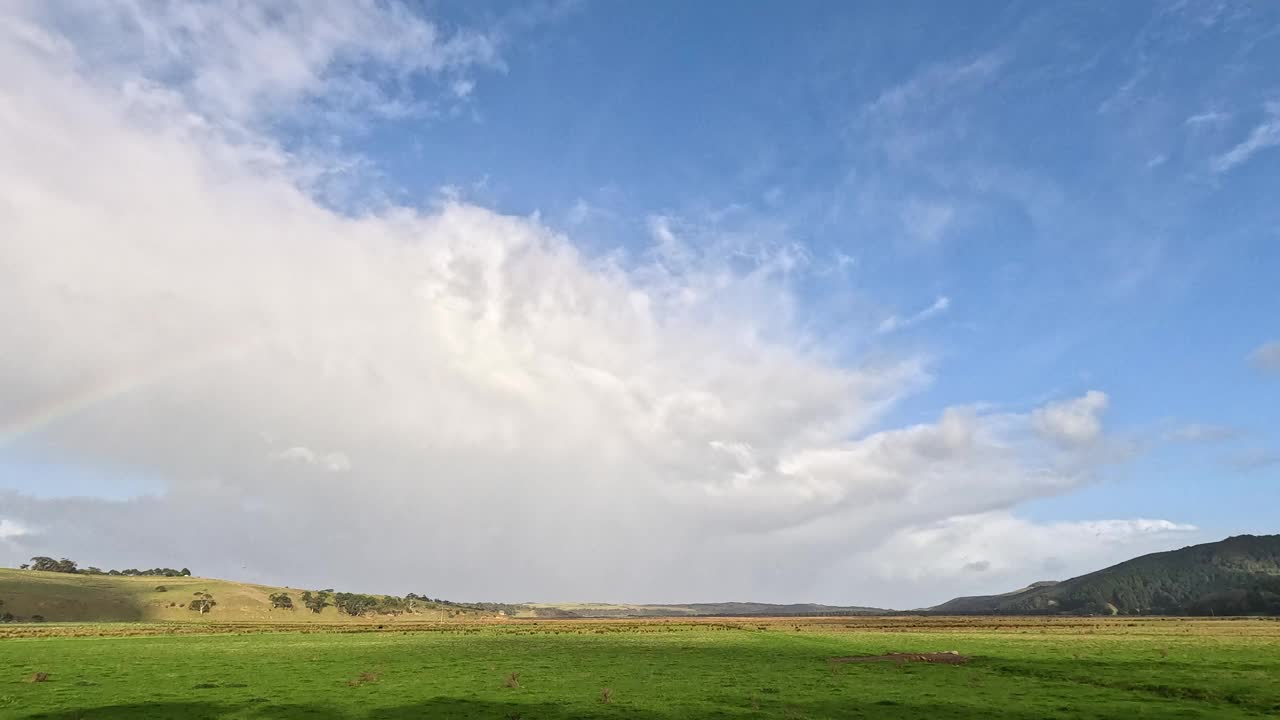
[2,618,1278,719]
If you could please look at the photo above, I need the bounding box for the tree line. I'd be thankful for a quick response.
[258,590,501,618]
[22,557,191,577]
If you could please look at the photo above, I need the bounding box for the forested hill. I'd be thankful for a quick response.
[932,534,1280,615]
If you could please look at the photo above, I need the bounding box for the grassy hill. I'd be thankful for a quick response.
[931,534,1280,615]
[0,569,489,623]
[0,568,885,623]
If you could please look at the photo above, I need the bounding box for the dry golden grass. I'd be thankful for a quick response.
[4,614,1277,640]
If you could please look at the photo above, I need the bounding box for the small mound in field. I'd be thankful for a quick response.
[829,651,970,665]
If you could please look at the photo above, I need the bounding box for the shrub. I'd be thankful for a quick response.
[155,586,167,592]
[30,615,45,623]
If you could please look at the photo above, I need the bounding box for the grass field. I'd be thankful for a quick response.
[2,617,1278,719]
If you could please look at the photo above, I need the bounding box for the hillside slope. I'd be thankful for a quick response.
[0,569,487,623]
[932,534,1280,615]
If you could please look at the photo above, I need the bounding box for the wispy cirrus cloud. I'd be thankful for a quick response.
[1226,448,1280,473]
[1211,102,1280,174]
[1249,340,1280,373]
[1165,423,1240,444]
[1185,110,1230,129]
[877,296,951,335]
[25,0,505,128]
[863,52,1005,122]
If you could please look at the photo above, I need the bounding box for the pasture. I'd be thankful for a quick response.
[2,616,1278,719]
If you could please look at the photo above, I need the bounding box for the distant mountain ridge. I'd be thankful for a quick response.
[5,534,1277,623]
[521,601,886,618]
[931,534,1280,616]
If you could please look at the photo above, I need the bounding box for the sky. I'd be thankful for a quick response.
[0,0,1277,609]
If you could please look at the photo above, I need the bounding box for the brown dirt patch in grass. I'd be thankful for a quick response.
[829,651,970,665]
[346,671,380,687]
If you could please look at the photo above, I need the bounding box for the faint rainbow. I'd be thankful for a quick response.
[0,339,266,449]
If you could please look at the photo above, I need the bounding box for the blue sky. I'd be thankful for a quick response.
[0,0,1277,606]
[331,0,1280,531]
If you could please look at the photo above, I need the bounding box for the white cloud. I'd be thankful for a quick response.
[877,296,951,335]
[276,447,351,472]
[859,512,1198,607]
[865,53,1005,120]
[1032,391,1109,446]
[1165,423,1239,443]
[899,200,956,250]
[0,519,28,543]
[566,198,606,227]
[0,4,1142,605]
[1249,340,1280,373]
[1227,448,1280,473]
[857,52,1004,167]
[21,0,501,132]
[1185,111,1229,129]
[323,453,352,473]
[1210,102,1280,174]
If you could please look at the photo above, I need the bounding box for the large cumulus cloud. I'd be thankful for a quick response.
[0,2,1196,606]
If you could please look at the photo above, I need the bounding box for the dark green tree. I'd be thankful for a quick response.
[334,593,378,617]
[301,590,331,614]
[189,592,217,615]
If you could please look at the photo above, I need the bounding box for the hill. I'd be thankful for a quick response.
[0,569,491,623]
[0,568,886,623]
[929,581,1060,614]
[931,534,1280,615]
[7,534,1278,623]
